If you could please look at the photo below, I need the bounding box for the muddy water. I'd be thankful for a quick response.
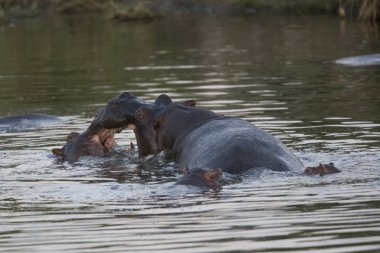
[0,14,380,252]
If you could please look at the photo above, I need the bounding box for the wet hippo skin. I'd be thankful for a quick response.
[134,103,304,173]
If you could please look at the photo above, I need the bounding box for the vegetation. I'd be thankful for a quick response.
[232,0,380,21]
[0,0,158,23]
[108,1,158,22]
[232,0,339,14]
[353,0,379,21]
[0,0,379,23]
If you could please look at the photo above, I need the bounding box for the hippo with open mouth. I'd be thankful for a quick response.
[51,127,120,163]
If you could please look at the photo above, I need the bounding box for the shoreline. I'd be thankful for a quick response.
[0,0,379,24]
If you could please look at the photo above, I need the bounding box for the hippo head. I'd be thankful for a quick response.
[112,96,196,157]
[133,102,216,156]
[132,106,162,156]
[176,167,242,189]
[52,128,117,163]
[89,92,193,131]
[304,163,341,176]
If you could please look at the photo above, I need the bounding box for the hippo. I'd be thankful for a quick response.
[335,53,380,66]
[95,93,340,180]
[175,167,242,189]
[0,114,60,132]
[130,103,304,174]
[51,128,119,163]
[304,163,341,176]
[52,92,195,163]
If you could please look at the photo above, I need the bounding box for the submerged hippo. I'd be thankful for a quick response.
[0,114,60,132]
[175,167,242,189]
[304,163,340,176]
[52,92,194,163]
[335,53,380,66]
[130,103,304,174]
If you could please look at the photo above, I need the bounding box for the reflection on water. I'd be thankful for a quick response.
[0,14,380,252]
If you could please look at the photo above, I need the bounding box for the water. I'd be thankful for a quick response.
[1,14,380,252]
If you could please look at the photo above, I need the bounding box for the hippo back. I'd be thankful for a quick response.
[0,114,60,132]
[175,117,303,173]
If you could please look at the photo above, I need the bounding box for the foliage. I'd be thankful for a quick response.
[108,1,157,22]
[231,0,339,14]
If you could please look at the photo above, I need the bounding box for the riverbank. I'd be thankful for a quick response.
[0,0,379,24]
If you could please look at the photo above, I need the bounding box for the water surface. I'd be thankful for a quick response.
[0,14,380,252]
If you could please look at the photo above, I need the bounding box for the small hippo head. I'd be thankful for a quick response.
[176,168,241,189]
[52,128,117,163]
[304,163,341,176]
[176,168,225,189]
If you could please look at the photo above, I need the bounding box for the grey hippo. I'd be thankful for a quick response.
[335,53,380,66]
[96,93,340,185]
[0,113,60,132]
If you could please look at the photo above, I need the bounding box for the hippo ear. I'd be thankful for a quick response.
[154,117,164,131]
[52,148,64,157]
[204,168,223,183]
[182,100,196,107]
[155,94,172,106]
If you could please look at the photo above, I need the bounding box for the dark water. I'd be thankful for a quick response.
[1,14,380,252]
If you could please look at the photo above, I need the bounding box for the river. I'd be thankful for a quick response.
[0,14,380,252]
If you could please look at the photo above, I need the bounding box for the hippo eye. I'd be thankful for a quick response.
[137,112,144,120]
[305,168,312,174]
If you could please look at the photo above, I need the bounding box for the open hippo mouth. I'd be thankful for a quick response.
[91,127,118,152]
[89,124,137,151]
[52,126,132,163]
[52,92,145,163]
